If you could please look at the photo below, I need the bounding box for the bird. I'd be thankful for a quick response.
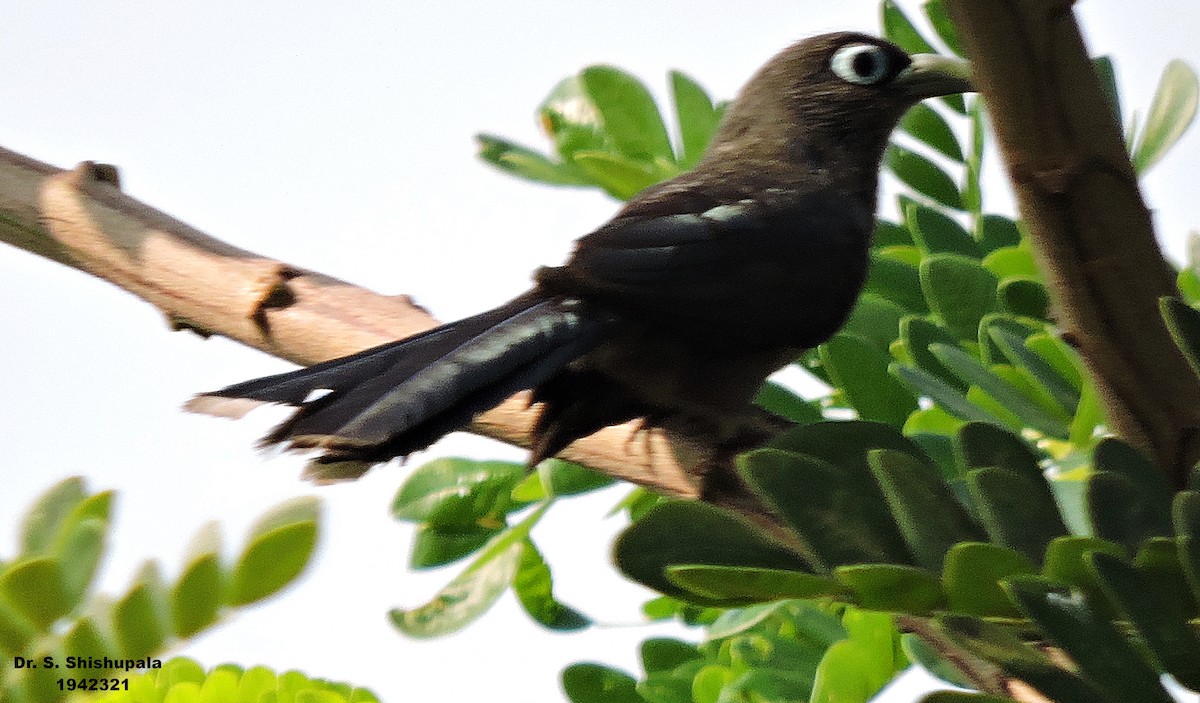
[187,32,972,481]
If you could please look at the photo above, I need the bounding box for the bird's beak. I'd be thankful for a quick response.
[896,54,974,99]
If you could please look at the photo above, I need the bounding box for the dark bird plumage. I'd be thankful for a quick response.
[187,32,972,479]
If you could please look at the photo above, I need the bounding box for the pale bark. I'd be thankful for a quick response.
[1,149,699,498]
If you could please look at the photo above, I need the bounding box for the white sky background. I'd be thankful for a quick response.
[2,2,1200,701]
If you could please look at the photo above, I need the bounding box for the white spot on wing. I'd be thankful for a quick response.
[183,395,274,419]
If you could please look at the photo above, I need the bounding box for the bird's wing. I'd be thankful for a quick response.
[537,191,873,347]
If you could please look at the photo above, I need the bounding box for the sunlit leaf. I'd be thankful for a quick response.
[1131,60,1199,173]
[671,71,719,168]
[581,66,674,162]
[475,134,590,186]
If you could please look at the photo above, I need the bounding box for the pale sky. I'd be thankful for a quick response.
[2,2,1200,702]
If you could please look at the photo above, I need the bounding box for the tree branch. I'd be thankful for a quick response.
[944,0,1200,487]
[1,147,708,497]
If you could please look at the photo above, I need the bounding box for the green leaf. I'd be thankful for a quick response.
[614,501,809,603]
[21,477,86,556]
[514,459,612,501]
[922,0,965,56]
[879,244,929,272]
[811,609,905,703]
[868,449,984,571]
[572,151,662,200]
[819,334,917,427]
[1089,551,1200,689]
[1092,56,1121,125]
[988,327,1079,414]
[390,529,524,638]
[874,219,913,247]
[902,318,968,390]
[228,497,320,606]
[967,468,1068,564]
[903,634,974,690]
[1131,60,1199,173]
[665,565,845,602]
[904,406,967,437]
[63,616,118,666]
[0,557,70,629]
[705,602,789,640]
[0,598,36,655]
[976,314,1035,366]
[1160,297,1200,378]
[237,666,278,701]
[930,344,1069,437]
[834,564,944,613]
[691,665,733,703]
[1087,471,1172,552]
[56,517,106,609]
[613,487,663,523]
[891,363,1001,425]
[670,71,719,168]
[1026,333,1083,390]
[843,294,906,352]
[538,75,607,159]
[881,0,936,54]
[961,121,982,212]
[542,459,616,497]
[643,661,714,703]
[982,245,1037,280]
[561,663,643,703]
[942,542,1035,618]
[171,523,224,637]
[745,439,914,567]
[886,146,964,210]
[114,564,169,660]
[977,215,1023,254]
[1049,467,1092,536]
[396,501,550,637]
[475,134,590,186]
[408,523,499,569]
[910,432,960,482]
[920,255,997,339]
[754,382,822,424]
[1042,536,1126,617]
[581,65,674,162]
[1180,269,1200,303]
[905,199,977,257]
[641,637,702,673]
[1173,492,1200,601]
[513,540,589,631]
[1094,438,1173,511]
[1136,537,1199,618]
[997,278,1050,319]
[199,669,241,701]
[1005,576,1174,703]
[899,103,964,162]
[938,614,1108,703]
[810,640,890,703]
[957,422,1042,483]
[865,252,928,312]
[392,458,526,525]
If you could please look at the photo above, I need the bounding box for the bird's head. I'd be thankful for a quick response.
[704,32,973,197]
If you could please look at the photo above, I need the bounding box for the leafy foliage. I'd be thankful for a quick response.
[0,478,321,703]
[450,2,1200,701]
[561,602,908,703]
[89,656,379,703]
[387,458,600,637]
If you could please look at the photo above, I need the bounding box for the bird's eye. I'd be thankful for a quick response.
[830,44,892,86]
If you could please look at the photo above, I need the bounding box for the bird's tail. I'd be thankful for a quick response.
[186,293,606,479]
